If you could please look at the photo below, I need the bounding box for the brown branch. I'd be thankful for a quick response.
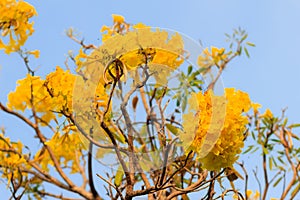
[36,190,83,200]
[159,150,194,189]
[165,170,208,200]
[87,142,101,200]
[67,32,97,50]
[0,140,73,192]
[262,126,273,200]
[140,87,156,151]
[206,66,223,91]
[215,189,244,200]
[0,103,36,129]
[280,129,298,200]
[18,51,35,75]
[158,137,179,187]
[0,135,71,192]
[118,67,153,199]
[30,106,76,189]
[74,151,88,189]
[205,171,216,200]
[96,174,125,200]
[237,162,248,200]
[206,40,241,91]
[100,121,132,192]
[67,114,128,154]
[4,79,96,199]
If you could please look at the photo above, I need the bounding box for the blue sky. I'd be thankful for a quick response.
[1,0,300,199]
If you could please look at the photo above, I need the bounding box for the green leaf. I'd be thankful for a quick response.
[272,156,278,167]
[263,147,269,155]
[187,65,193,75]
[176,98,180,107]
[243,145,253,154]
[192,80,203,85]
[246,42,256,47]
[283,118,288,127]
[238,46,242,55]
[166,123,180,136]
[270,139,281,143]
[252,146,259,153]
[273,176,283,187]
[181,96,187,112]
[269,156,273,170]
[234,29,239,35]
[196,67,208,74]
[140,124,148,137]
[251,131,256,140]
[114,165,124,187]
[244,47,250,58]
[113,132,126,144]
[291,183,300,197]
[149,151,162,167]
[241,34,248,42]
[288,123,300,128]
[277,156,284,164]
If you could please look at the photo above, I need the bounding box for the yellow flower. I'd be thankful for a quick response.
[0,0,37,54]
[28,49,40,58]
[100,14,130,42]
[182,88,251,170]
[74,48,88,71]
[132,23,150,29]
[261,108,273,119]
[246,190,253,198]
[245,190,260,200]
[7,67,92,124]
[197,46,227,69]
[36,131,85,172]
[112,14,125,24]
[253,190,260,199]
[0,133,28,186]
[95,22,185,85]
[252,102,261,115]
[45,66,79,115]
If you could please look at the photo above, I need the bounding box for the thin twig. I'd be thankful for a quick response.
[96,174,125,200]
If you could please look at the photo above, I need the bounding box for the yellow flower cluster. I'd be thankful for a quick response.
[74,47,88,71]
[91,15,185,86]
[34,131,85,173]
[7,67,73,123]
[6,66,111,172]
[260,108,273,119]
[0,133,27,186]
[183,88,251,171]
[0,0,37,54]
[7,74,56,123]
[198,46,227,69]
[100,14,130,42]
[45,66,76,115]
[7,66,109,125]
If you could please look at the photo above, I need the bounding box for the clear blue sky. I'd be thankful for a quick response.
[1,0,300,199]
